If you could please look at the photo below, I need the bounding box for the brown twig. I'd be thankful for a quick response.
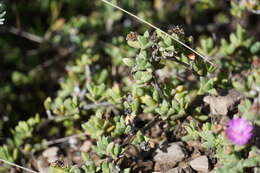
[28,46,74,74]
[152,72,169,102]
[0,158,39,173]
[3,26,44,43]
[165,56,200,76]
[83,101,113,110]
[122,115,160,147]
[43,133,87,146]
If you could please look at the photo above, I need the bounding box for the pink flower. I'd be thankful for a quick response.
[226,117,253,145]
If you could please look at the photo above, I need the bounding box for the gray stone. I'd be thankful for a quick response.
[80,140,92,152]
[189,156,209,172]
[42,147,59,158]
[154,142,187,168]
[203,89,243,116]
[42,146,59,163]
[166,167,183,173]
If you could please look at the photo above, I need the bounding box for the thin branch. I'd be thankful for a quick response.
[165,56,200,76]
[6,26,44,43]
[43,133,87,146]
[83,101,113,110]
[248,9,260,15]
[29,46,74,74]
[152,72,169,101]
[121,115,160,147]
[0,158,39,173]
[100,0,215,66]
[29,56,61,74]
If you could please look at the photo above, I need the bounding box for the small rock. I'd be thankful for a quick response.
[189,156,209,172]
[80,140,92,152]
[47,157,58,163]
[183,166,195,173]
[43,147,59,158]
[42,147,59,163]
[154,142,187,171]
[166,167,183,173]
[68,137,78,149]
[203,89,243,116]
